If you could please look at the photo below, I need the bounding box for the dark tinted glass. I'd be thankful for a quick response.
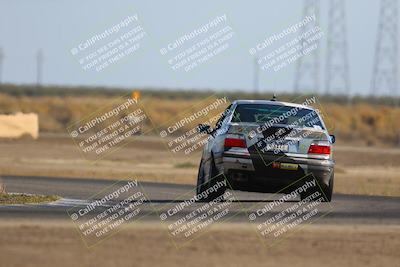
[232,104,324,129]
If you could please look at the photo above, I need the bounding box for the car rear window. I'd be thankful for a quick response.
[232,104,324,129]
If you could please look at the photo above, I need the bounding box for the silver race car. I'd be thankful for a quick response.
[196,98,335,202]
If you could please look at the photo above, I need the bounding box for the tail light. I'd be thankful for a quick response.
[224,138,246,148]
[308,144,331,154]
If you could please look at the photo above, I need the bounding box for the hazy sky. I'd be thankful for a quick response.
[0,0,387,95]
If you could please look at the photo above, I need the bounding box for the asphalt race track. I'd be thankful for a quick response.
[1,175,399,225]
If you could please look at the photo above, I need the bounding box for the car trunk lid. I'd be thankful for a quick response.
[227,123,328,155]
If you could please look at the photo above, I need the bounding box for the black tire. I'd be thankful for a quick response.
[196,160,206,195]
[322,172,334,202]
[300,173,334,202]
[197,156,226,202]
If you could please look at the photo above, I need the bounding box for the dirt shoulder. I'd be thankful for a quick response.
[0,135,399,196]
[0,222,398,267]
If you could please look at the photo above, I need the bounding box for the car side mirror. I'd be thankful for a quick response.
[329,134,336,144]
[197,124,211,134]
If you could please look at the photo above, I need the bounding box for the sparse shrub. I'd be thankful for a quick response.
[0,87,399,146]
[0,182,6,194]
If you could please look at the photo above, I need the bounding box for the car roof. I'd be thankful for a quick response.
[232,100,315,110]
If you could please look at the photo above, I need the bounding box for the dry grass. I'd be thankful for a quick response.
[322,103,400,146]
[1,93,400,145]
[0,193,59,205]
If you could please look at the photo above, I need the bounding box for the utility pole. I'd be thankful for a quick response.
[36,49,43,88]
[325,0,351,99]
[253,55,259,98]
[371,0,398,102]
[0,48,4,84]
[294,0,320,94]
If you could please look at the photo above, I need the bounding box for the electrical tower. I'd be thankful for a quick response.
[325,0,350,96]
[371,0,398,96]
[294,0,320,94]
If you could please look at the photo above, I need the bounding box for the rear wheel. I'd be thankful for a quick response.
[196,160,206,195]
[322,172,334,202]
[197,157,226,202]
[300,173,334,202]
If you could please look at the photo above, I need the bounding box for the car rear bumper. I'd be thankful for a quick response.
[221,152,334,192]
